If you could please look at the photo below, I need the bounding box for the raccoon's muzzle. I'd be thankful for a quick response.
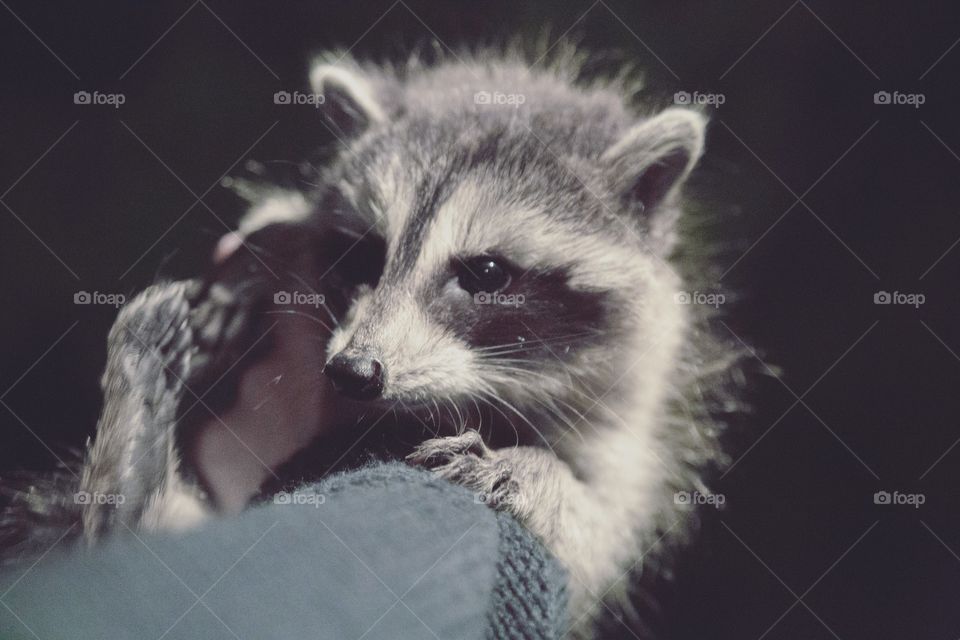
[323,351,385,400]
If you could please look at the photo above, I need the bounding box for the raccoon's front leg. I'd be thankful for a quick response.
[81,272,267,540]
[409,432,636,632]
[407,431,521,509]
[408,433,566,540]
[80,281,209,540]
[408,435,573,554]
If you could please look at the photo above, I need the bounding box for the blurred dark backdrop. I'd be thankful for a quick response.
[2,1,959,638]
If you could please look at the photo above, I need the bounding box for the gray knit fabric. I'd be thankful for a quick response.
[0,463,566,640]
[488,512,569,639]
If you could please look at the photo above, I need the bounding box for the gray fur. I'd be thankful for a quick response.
[307,48,729,638]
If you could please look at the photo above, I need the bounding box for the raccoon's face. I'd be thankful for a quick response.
[311,62,705,415]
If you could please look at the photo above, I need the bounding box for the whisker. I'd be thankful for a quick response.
[477,389,521,447]
[473,329,605,352]
[282,270,341,328]
[480,362,595,404]
[478,387,554,451]
[262,309,333,333]
[478,364,597,443]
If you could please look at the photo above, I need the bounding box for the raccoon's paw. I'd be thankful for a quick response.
[406,430,489,463]
[406,432,522,513]
[185,281,265,388]
[108,281,196,384]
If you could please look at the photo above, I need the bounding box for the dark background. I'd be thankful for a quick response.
[2,1,959,638]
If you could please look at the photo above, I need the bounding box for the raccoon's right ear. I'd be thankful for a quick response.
[601,109,706,216]
[310,63,386,136]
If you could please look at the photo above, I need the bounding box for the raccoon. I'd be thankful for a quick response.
[2,47,739,639]
[286,49,726,635]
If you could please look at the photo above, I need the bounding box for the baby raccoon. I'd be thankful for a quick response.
[289,49,724,634]
[3,47,738,639]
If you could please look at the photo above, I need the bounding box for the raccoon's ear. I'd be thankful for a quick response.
[601,109,706,215]
[310,63,386,136]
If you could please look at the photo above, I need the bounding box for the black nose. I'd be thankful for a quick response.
[323,353,384,400]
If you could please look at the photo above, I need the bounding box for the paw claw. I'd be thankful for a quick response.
[408,436,523,513]
[406,430,487,467]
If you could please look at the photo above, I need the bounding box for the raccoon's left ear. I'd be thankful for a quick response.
[601,109,706,216]
[310,63,386,136]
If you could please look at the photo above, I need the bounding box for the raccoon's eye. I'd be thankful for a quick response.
[456,256,511,294]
